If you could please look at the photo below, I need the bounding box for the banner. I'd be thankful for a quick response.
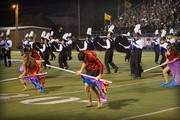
[104,13,111,21]
[125,0,132,9]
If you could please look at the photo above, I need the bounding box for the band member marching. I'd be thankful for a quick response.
[101,25,118,74]
[55,33,69,69]
[78,28,94,51]
[3,29,12,67]
[123,24,143,79]
[167,28,175,46]
[85,28,94,50]
[152,30,160,64]
[160,29,168,69]
[49,31,56,61]
[65,33,73,60]
[0,32,5,60]
[40,33,51,69]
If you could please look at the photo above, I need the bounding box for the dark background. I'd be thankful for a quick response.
[0,0,141,37]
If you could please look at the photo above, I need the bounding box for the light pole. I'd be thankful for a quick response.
[12,3,18,49]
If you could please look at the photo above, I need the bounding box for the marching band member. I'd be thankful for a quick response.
[66,33,73,60]
[49,31,56,60]
[40,33,51,69]
[167,28,175,46]
[22,33,29,48]
[124,32,131,62]
[28,31,35,49]
[78,28,94,51]
[124,24,143,79]
[0,32,5,60]
[130,33,143,79]
[152,30,160,64]
[101,25,118,74]
[3,29,12,67]
[55,33,69,69]
[85,28,94,50]
[160,30,168,69]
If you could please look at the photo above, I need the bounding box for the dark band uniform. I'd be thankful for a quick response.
[129,38,143,78]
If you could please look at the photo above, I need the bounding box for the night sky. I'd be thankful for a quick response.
[0,0,141,35]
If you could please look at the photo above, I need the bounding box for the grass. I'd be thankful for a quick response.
[0,50,180,120]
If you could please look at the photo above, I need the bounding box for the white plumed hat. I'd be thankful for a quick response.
[169,28,174,34]
[86,28,92,35]
[68,33,72,37]
[29,31,34,37]
[0,32,4,37]
[161,29,166,37]
[6,29,10,36]
[134,24,141,34]
[41,31,46,38]
[25,33,29,38]
[50,31,54,36]
[155,30,159,35]
[45,32,50,40]
[62,33,69,40]
[127,32,130,37]
[108,25,115,33]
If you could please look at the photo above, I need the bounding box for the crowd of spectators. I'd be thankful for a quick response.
[113,0,180,31]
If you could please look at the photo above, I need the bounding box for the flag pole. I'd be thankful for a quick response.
[104,13,106,32]
[46,64,112,83]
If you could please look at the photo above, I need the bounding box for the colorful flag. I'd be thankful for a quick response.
[104,13,111,21]
[168,59,180,85]
[80,75,111,103]
[125,0,132,9]
[22,75,45,92]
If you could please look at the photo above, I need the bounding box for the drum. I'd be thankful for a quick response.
[93,36,106,51]
[114,35,130,53]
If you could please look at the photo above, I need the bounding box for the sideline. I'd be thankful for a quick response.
[120,106,180,120]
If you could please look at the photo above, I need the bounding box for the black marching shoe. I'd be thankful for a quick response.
[114,67,118,73]
[105,71,111,74]
[133,76,142,79]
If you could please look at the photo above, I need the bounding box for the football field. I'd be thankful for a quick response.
[0,50,180,120]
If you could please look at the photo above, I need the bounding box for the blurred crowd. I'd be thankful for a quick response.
[113,0,180,30]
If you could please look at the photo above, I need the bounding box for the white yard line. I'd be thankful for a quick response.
[0,77,18,82]
[0,79,162,102]
[120,106,180,120]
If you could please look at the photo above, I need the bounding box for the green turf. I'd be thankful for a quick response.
[0,50,180,120]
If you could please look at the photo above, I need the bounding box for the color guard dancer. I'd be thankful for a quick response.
[161,44,179,86]
[76,50,104,109]
[19,48,45,91]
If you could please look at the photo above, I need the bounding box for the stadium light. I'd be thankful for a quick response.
[12,3,19,48]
